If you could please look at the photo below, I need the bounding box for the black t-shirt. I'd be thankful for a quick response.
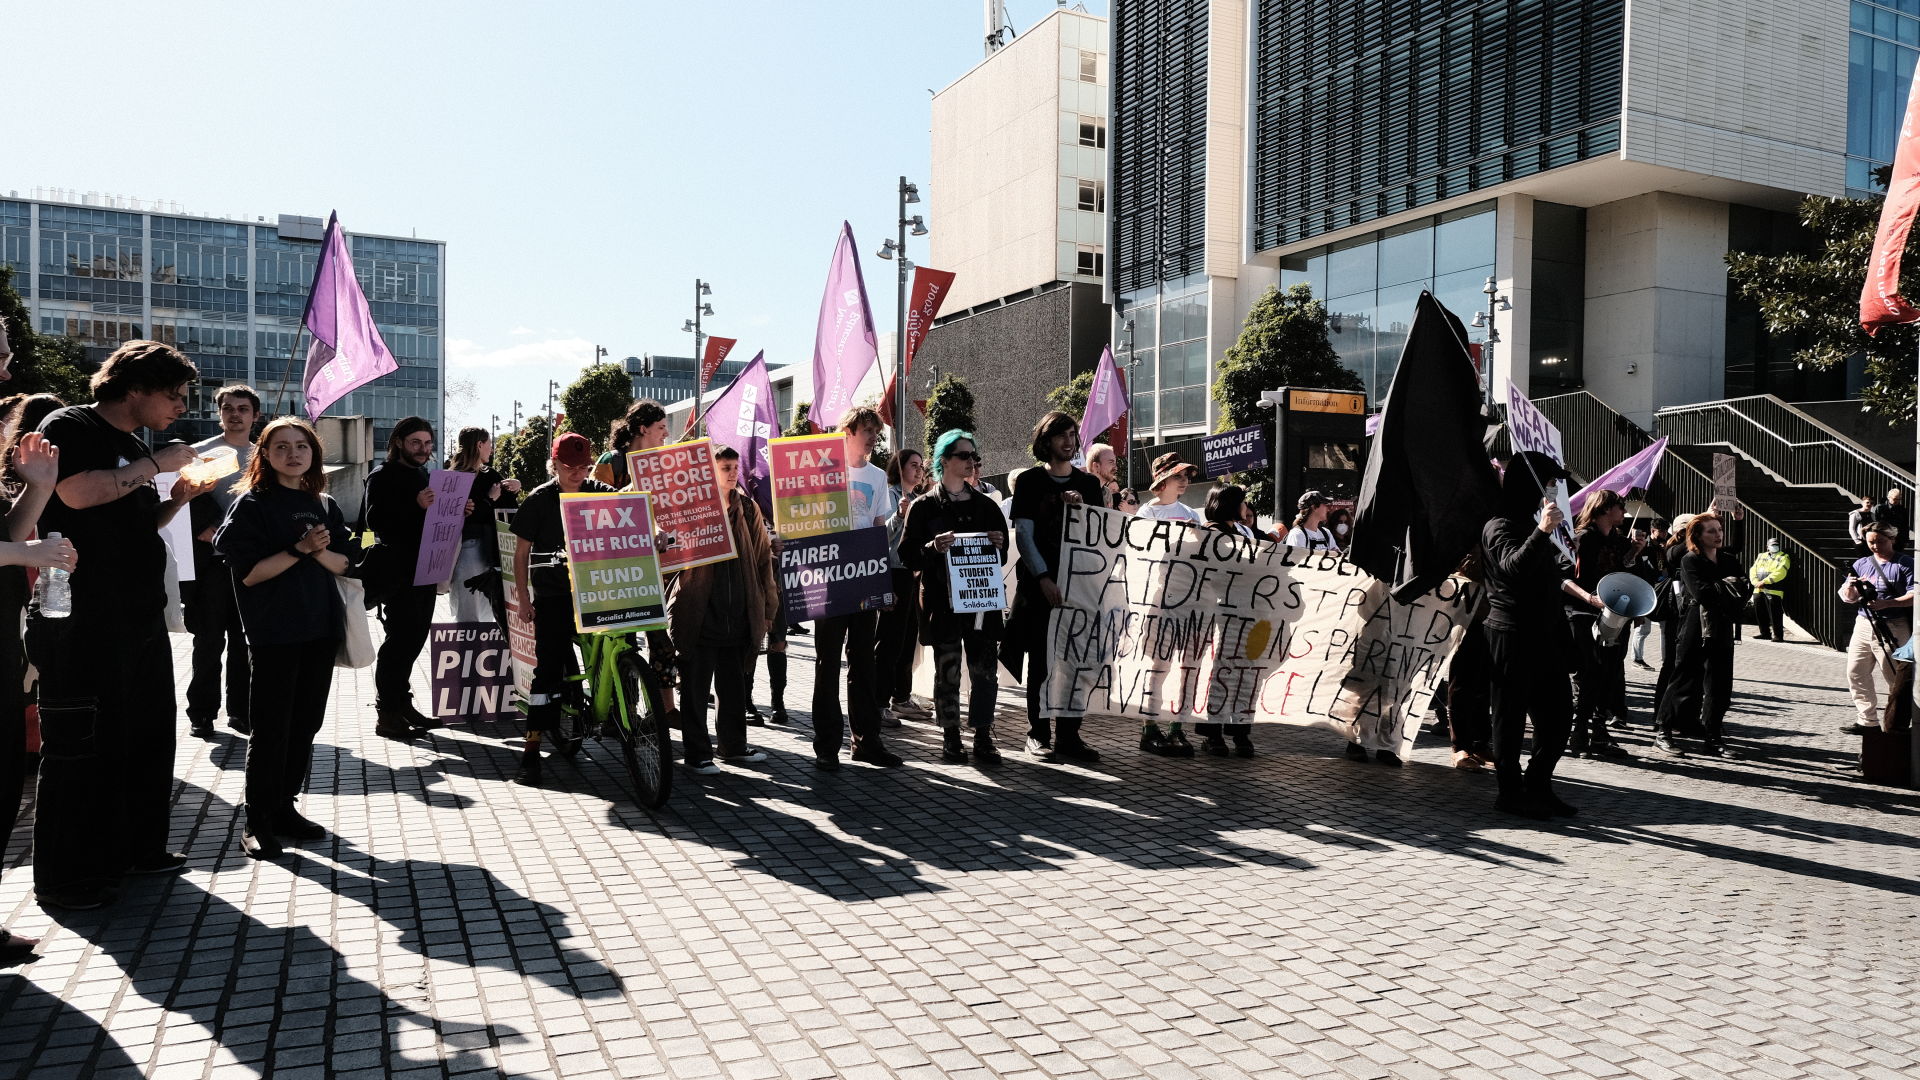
[1009,465,1103,581]
[512,478,615,598]
[213,483,360,647]
[36,405,168,614]
[462,466,518,542]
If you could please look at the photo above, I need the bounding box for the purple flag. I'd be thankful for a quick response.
[301,212,398,418]
[1080,345,1128,444]
[706,351,778,519]
[809,222,878,431]
[1572,437,1668,511]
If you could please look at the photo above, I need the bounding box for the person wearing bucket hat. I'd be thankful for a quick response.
[1137,453,1204,524]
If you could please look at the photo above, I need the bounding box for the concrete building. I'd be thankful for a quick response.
[0,189,444,446]
[1109,0,1894,434]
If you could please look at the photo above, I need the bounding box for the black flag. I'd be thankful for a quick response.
[1349,291,1500,602]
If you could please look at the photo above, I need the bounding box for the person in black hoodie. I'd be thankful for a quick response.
[215,418,361,859]
[1651,512,1752,758]
[362,417,441,738]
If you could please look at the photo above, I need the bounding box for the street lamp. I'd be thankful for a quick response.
[1257,390,1285,520]
[545,379,560,430]
[491,413,499,436]
[511,400,523,434]
[684,279,720,429]
[1469,275,1510,406]
[877,176,923,453]
[593,345,608,367]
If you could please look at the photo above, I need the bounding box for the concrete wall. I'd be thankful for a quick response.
[1582,192,1729,429]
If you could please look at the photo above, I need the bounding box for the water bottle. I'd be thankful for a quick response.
[37,531,71,618]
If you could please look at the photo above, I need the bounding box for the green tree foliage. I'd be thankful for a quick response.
[496,415,552,492]
[1211,283,1363,509]
[784,401,813,438]
[559,363,632,455]
[922,373,976,453]
[1044,371,1093,420]
[0,266,93,405]
[1726,167,1916,416]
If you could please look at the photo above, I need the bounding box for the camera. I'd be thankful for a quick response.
[1856,577,1880,602]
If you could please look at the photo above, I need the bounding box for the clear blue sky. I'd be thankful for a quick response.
[7,0,1107,431]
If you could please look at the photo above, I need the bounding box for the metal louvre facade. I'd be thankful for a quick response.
[1251,0,1626,250]
[1110,0,1210,294]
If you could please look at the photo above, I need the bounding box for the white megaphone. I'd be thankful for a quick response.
[1595,571,1657,643]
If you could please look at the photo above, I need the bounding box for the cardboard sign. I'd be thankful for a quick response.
[1504,386,1575,559]
[413,469,478,586]
[430,621,514,721]
[1712,453,1738,509]
[560,491,667,633]
[777,525,894,621]
[769,432,852,540]
[947,533,1007,614]
[626,437,737,571]
[154,471,195,583]
[496,517,535,702]
[1042,505,1474,758]
[1201,425,1270,477]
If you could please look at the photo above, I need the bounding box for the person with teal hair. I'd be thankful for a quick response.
[902,428,1011,763]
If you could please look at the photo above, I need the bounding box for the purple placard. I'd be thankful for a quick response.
[429,621,514,721]
[777,525,895,622]
[1200,425,1270,477]
[414,469,478,586]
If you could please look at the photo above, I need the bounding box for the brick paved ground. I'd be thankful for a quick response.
[3,623,1917,1079]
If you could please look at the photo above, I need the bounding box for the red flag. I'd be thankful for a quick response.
[880,267,957,427]
[699,336,739,395]
[1863,71,1920,332]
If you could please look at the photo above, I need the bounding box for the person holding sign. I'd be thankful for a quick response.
[902,430,1009,764]
[213,418,361,859]
[1134,452,1205,757]
[812,406,904,770]
[362,417,445,739]
[1005,411,1104,764]
[1196,485,1259,758]
[508,433,615,786]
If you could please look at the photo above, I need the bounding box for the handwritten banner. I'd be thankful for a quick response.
[496,517,535,702]
[626,437,736,571]
[769,432,852,540]
[414,469,478,586]
[777,525,894,621]
[1201,425,1269,477]
[1043,505,1476,758]
[1504,386,1575,559]
[430,621,514,721]
[560,491,667,633]
[947,533,1006,614]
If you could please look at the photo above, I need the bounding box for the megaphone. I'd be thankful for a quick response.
[1595,571,1657,643]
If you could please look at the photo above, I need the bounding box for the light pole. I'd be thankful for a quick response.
[511,400,523,434]
[1257,389,1285,520]
[1119,316,1138,490]
[684,279,716,426]
[592,344,608,367]
[1469,275,1511,406]
[490,413,499,437]
[876,176,925,453]
[545,380,560,431]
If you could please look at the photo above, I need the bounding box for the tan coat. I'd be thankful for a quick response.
[665,490,779,651]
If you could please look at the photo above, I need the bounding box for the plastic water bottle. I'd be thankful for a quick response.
[37,531,71,618]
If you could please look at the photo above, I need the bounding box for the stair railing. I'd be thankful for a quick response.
[1654,395,1914,507]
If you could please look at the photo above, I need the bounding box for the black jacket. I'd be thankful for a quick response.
[902,485,1009,643]
[361,459,429,598]
[1480,515,1575,666]
[214,484,362,646]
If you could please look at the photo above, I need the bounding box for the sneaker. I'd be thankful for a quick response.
[1653,734,1686,756]
[275,807,327,841]
[745,704,766,727]
[1055,739,1101,764]
[879,706,903,729]
[375,713,421,741]
[1026,736,1056,761]
[1373,750,1402,768]
[1164,729,1196,758]
[1344,741,1370,762]
[1590,741,1633,760]
[126,852,188,876]
[851,744,904,768]
[188,716,215,739]
[241,830,284,860]
[0,928,41,967]
[35,885,114,912]
[1231,734,1256,759]
[1139,726,1169,755]
[1699,741,1730,759]
[1634,659,1653,670]
[1203,735,1230,757]
[723,748,769,764]
[770,707,791,726]
[1840,723,1881,735]
[689,760,723,775]
[893,697,932,720]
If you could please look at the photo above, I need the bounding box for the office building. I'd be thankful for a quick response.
[0,190,444,445]
[623,352,755,410]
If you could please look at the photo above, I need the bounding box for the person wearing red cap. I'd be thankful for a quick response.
[508,432,614,785]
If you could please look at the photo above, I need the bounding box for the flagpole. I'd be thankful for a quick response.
[271,323,308,418]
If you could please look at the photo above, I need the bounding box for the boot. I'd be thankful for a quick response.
[1203,733,1229,757]
[941,727,968,764]
[276,804,326,841]
[1231,731,1256,758]
[514,738,544,786]
[1164,727,1195,758]
[972,727,1002,765]
[241,807,284,860]
[767,652,788,718]
[1139,724,1169,755]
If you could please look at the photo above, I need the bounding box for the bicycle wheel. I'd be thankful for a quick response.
[613,651,673,807]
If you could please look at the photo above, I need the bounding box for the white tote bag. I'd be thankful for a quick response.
[335,576,375,669]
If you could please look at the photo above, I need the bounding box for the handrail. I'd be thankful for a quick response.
[1655,395,1914,504]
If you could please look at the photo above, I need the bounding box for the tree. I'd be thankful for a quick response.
[1211,283,1363,510]
[559,363,631,454]
[1726,166,1917,416]
[1043,370,1127,446]
[496,415,552,493]
[0,266,92,405]
[784,401,813,438]
[922,373,976,452]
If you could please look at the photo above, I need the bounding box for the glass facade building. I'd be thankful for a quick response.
[0,198,444,447]
[624,353,755,408]
[1848,0,1920,193]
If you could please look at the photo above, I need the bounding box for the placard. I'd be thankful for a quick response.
[777,525,894,621]
[496,517,535,701]
[560,491,667,633]
[414,469,478,586]
[626,437,737,570]
[769,432,852,540]
[1200,425,1270,477]
[1504,386,1575,559]
[154,471,195,583]
[1042,505,1475,758]
[1712,453,1738,509]
[429,621,514,721]
[946,533,1006,613]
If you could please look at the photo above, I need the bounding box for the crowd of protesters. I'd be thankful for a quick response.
[0,332,1905,963]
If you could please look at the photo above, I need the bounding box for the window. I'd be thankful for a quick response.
[1077,179,1106,213]
[1079,50,1098,82]
[1077,116,1107,148]
[1076,246,1104,276]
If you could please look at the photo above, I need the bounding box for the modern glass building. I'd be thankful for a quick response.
[1,194,444,446]
[1110,0,1872,434]
[624,353,755,409]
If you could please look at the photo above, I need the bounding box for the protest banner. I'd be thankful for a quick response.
[430,621,514,721]
[1504,385,1575,558]
[626,437,736,571]
[560,491,667,632]
[1200,425,1270,477]
[777,525,894,621]
[154,471,195,584]
[1712,453,1738,508]
[947,533,1007,614]
[769,432,852,539]
[1042,505,1476,758]
[496,517,535,701]
[413,469,477,586]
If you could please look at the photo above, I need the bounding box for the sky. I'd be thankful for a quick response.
[7,0,1107,432]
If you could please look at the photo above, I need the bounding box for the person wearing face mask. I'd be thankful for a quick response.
[361,417,447,740]
[1748,538,1790,642]
[1327,506,1353,548]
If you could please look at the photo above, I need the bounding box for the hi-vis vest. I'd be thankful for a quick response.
[1750,550,1790,598]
